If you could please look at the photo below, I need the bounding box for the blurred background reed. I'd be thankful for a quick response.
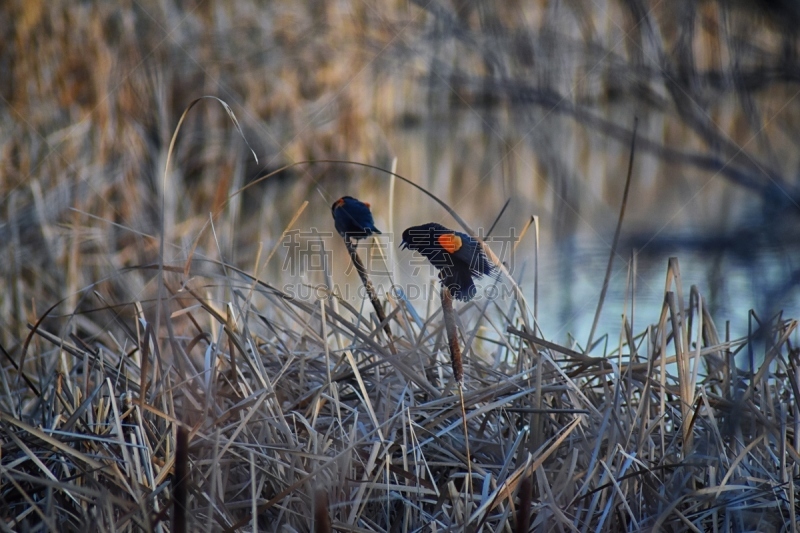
[3,0,800,345]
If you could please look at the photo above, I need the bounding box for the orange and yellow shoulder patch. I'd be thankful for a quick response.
[437,233,462,254]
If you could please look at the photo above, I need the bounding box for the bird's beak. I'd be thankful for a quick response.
[400,240,408,250]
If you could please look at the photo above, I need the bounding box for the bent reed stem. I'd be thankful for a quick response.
[344,237,397,354]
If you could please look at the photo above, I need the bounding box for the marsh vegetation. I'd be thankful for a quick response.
[2,0,800,530]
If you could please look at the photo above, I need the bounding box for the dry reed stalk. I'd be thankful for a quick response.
[440,286,474,527]
[173,425,189,533]
[314,488,332,533]
[441,288,463,385]
[516,475,532,533]
[586,117,638,352]
[343,236,397,354]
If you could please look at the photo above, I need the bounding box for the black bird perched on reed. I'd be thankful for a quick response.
[400,222,495,302]
[331,196,395,353]
[331,196,382,241]
[401,221,493,507]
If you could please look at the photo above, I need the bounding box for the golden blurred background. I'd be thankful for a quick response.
[2,0,800,347]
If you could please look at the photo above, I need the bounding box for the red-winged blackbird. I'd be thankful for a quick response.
[331,196,382,240]
[400,222,495,301]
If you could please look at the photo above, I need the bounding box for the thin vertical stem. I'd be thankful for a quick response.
[139,323,151,409]
[586,118,638,351]
[441,288,463,384]
[173,426,188,533]
[314,488,331,533]
[344,237,396,354]
[516,475,532,533]
[441,287,472,527]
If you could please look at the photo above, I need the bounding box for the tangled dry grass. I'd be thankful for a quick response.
[3,237,799,531]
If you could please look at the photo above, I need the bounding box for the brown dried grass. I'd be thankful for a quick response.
[3,244,798,531]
